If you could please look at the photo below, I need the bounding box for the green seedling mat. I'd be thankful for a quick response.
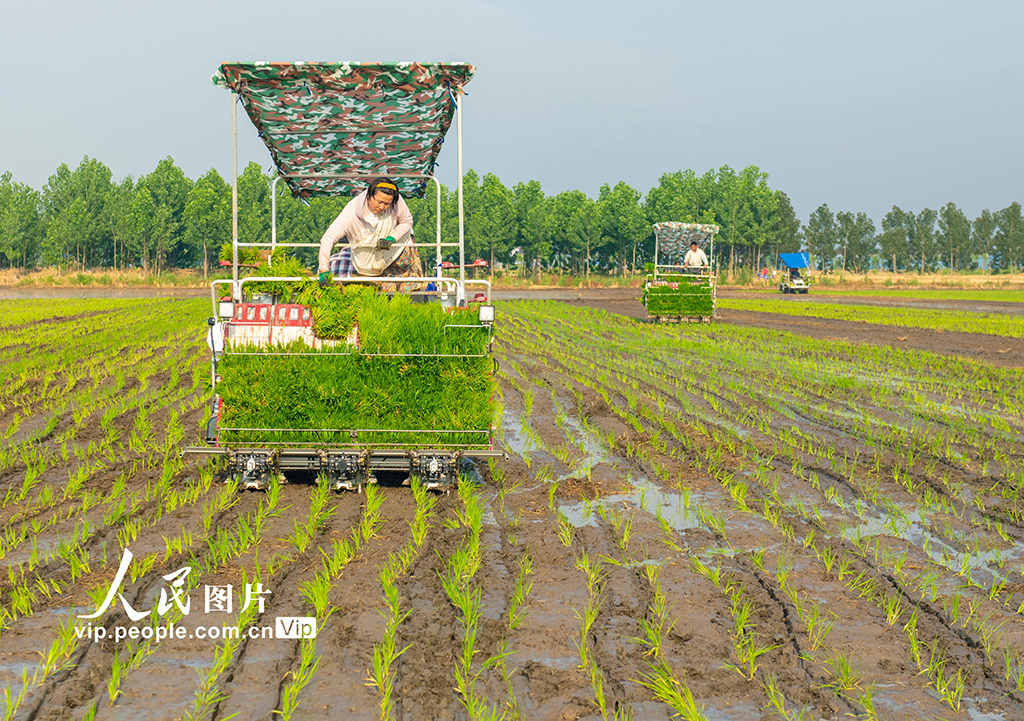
[217,295,494,448]
[645,276,714,317]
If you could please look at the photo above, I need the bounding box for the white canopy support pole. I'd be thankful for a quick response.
[653,231,660,281]
[271,176,280,257]
[231,92,239,298]
[435,176,442,279]
[456,90,466,299]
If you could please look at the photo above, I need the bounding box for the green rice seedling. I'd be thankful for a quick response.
[278,637,322,721]
[972,611,1006,659]
[409,476,438,546]
[547,481,559,510]
[631,564,675,661]
[576,551,607,597]
[183,604,259,721]
[658,517,683,553]
[38,613,79,680]
[301,571,332,617]
[823,651,861,691]
[219,292,492,448]
[690,557,723,587]
[914,571,941,602]
[362,483,386,542]
[848,571,878,601]
[573,594,602,672]
[803,602,835,652]
[925,645,965,712]
[370,566,416,719]
[762,673,813,721]
[555,511,575,548]
[749,547,766,571]
[80,700,98,721]
[107,650,124,706]
[1004,649,1024,692]
[1,668,30,721]
[509,550,534,630]
[587,657,608,719]
[723,590,780,681]
[902,610,924,670]
[819,546,836,574]
[636,660,708,721]
[881,594,904,626]
[854,683,881,721]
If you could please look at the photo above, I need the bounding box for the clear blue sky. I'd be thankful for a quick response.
[2,0,1021,226]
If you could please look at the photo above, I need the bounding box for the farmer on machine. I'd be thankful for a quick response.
[683,240,708,271]
[317,177,422,289]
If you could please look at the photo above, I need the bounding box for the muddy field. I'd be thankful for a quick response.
[1,295,1024,720]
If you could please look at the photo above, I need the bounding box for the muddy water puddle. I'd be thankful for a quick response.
[557,473,703,534]
[841,506,1024,584]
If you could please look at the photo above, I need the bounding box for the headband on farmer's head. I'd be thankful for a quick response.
[375,182,397,191]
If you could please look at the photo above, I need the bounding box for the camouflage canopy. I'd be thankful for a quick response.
[653,222,719,263]
[212,62,475,199]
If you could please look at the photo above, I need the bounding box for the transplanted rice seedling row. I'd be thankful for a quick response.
[787,288,1024,302]
[718,296,1024,338]
[494,300,1024,718]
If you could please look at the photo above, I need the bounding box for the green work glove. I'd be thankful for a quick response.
[318,270,331,287]
[376,235,395,251]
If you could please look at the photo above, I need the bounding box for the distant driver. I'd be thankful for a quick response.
[317,177,422,288]
[683,240,708,272]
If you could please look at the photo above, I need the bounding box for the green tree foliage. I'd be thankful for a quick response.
[972,209,996,271]
[598,181,649,275]
[237,162,270,249]
[994,202,1023,272]
[715,165,778,274]
[474,173,515,269]
[105,177,135,271]
[644,169,718,225]
[125,186,158,271]
[835,211,876,272]
[804,204,838,270]
[915,208,937,273]
[880,206,911,272]
[142,157,193,268]
[763,191,802,260]
[5,155,1023,277]
[184,169,231,276]
[513,180,549,276]
[0,174,43,268]
[937,202,971,272]
[41,157,112,268]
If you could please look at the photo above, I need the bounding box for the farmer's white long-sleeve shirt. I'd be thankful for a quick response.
[683,248,708,267]
[317,191,414,274]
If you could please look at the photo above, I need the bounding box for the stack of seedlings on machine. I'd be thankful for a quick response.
[217,281,493,447]
[645,275,713,318]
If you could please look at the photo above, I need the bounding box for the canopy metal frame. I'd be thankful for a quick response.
[228,84,469,302]
[652,224,718,281]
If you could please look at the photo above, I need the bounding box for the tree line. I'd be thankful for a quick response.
[803,202,1023,273]
[1,156,1021,275]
